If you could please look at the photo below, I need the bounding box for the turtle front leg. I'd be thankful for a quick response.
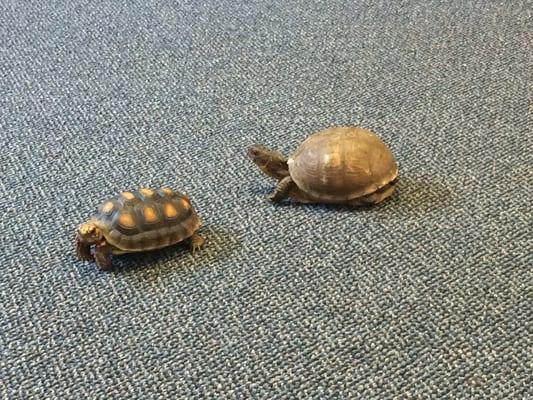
[189,233,205,255]
[75,234,93,261]
[268,176,294,203]
[94,240,112,270]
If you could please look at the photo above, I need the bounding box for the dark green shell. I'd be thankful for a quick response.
[93,188,201,251]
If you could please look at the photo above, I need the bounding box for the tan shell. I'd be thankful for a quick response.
[287,126,398,202]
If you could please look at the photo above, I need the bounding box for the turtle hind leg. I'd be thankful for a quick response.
[350,183,396,206]
[94,240,112,270]
[189,233,205,255]
[268,176,294,203]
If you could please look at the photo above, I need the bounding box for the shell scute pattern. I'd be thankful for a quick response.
[288,127,398,202]
[94,188,199,251]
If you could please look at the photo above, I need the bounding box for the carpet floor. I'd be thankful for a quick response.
[0,1,531,398]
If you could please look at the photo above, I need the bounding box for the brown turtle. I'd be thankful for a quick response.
[248,126,398,206]
[75,187,204,270]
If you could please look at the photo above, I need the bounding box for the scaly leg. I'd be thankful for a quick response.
[268,176,294,203]
[189,233,205,255]
[75,235,93,261]
[94,240,112,270]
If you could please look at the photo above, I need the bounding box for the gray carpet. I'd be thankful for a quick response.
[1,0,531,398]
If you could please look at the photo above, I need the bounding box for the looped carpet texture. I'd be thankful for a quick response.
[0,0,531,398]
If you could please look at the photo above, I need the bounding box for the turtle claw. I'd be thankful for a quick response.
[80,252,94,261]
[190,233,205,255]
[268,176,293,203]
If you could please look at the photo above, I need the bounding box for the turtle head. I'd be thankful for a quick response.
[247,144,289,180]
[77,221,103,244]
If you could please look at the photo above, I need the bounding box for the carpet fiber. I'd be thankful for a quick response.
[1,0,531,398]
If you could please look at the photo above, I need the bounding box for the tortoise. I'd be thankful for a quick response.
[247,126,398,206]
[75,187,204,270]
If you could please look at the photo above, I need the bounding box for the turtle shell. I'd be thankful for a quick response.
[92,187,201,252]
[287,126,398,202]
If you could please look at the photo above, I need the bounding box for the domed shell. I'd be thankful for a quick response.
[92,187,201,252]
[287,126,398,202]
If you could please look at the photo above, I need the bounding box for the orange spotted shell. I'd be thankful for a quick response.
[287,126,398,202]
[92,188,201,252]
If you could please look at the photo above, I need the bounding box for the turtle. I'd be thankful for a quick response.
[247,126,398,206]
[75,187,204,270]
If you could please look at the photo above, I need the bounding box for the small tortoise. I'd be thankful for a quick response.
[75,187,204,270]
[248,126,398,206]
